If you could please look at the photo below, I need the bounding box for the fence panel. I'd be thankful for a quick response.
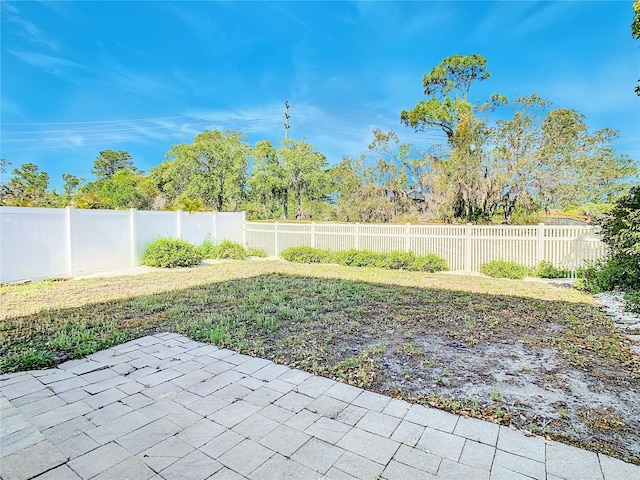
[0,207,245,283]
[471,225,539,272]
[134,211,178,262]
[0,207,68,281]
[316,224,356,252]
[216,212,246,245]
[409,225,467,271]
[70,209,132,276]
[245,221,606,273]
[545,226,606,270]
[181,212,215,245]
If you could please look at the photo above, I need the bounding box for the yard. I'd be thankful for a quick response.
[1,260,638,465]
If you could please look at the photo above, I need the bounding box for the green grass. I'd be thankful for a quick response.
[1,259,638,464]
[1,261,632,375]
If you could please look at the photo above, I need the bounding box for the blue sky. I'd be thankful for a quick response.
[1,1,638,190]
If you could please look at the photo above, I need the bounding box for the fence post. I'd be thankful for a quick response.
[242,211,247,247]
[405,223,411,252]
[274,222,279,256]
[311,222,316,248]
[354,223,360,249]
[129,209,137,267]
[537,223,545,265]
[65,206,75,277]
[464,223,472,272]
[176,210,182,238]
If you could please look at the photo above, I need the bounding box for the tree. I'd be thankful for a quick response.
[246,138,330,220]
[401,54,505,221]
[330,156,397,223]
[92,150,137,180]
[148,155,197,210]
[62,173,84,198]
[97,169,151,210]
[280,139,330,220]
[166,130,249,211]
[247,140,288,218]
[488,96,638,222]
[2,163,50,206]
[489,95,551,223]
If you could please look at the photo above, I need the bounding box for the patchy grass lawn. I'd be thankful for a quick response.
[1,260,639,464]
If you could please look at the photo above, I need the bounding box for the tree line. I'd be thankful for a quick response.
[1,55,637,224]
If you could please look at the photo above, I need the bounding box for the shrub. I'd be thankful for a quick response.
[531,261,571,279]
[281,246,333,263]
[480,260,528,279]
[408,254,449,272]
[206,240,247,260]
[247,247,268,258]
[578,186,640,295]
[577,257,639,294]
[625,291,640,314]
[378,251,416,269]
[333,249,384,267]
[142,238,203,268]
[282,247,448,273]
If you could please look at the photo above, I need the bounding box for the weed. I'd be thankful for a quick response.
[491,388,501,402]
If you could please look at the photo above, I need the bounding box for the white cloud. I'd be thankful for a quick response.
[9,15,60,52]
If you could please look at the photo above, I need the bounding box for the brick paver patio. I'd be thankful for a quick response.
[1,333,638,479]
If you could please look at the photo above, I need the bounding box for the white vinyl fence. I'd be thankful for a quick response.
[0,207,245,283]
[246,222,607,273]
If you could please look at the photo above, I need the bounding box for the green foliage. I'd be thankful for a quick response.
[247,247,268,257]
[92,150,136,180]
[594,186,640,266]
[565,203,614,217]
[203,240,247,260]
[164,129,249,212]
[248,138,330,220]
[408,254,450,272]
[97,168,150,210]
[200,234,216,258]
[282,247,448,272]
[2,163,50,206]
[480,260,529,279]
[577,257,639,294]
[625,291,640,314]
[532,261,571,279]
[578,186,640,295]
[0,349,55,373]
[142,238,204,268]
[333,249,383,267]
[281,246,334,263]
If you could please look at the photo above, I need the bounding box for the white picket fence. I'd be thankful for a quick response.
[0,207,245,283]
[245,222,607,273]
